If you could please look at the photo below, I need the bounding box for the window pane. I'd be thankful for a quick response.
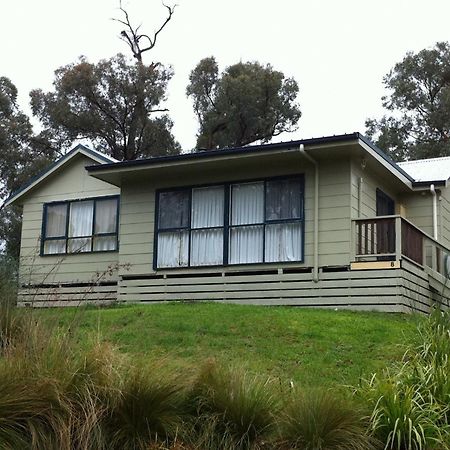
[229,225,263,264]
[45,204,67,238]
[266,178,302,221]
[43,239,66,255]
[191,186,224,228]
[231,182,264,225]
[68,237,92,253]
[95,198,118,234]
[157,231,189,268]
[158,191,190,229]
[93,236,117,252]
[69,201,94,237]
[191,229,223,266]
[265,223,302,262]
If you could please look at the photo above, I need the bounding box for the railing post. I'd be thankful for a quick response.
[422,235,427,267]
[350,220,356,262]
[431,245,437,272]
[395,217,402,262]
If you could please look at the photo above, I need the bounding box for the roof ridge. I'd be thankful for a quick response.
[399,155,450,165]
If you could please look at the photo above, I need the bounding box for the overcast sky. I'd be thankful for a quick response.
[2,0,450,151]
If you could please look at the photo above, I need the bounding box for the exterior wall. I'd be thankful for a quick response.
[350,159,400,219]
[438,185,450,249]
[19,154,120,287]
[117,156,352,279]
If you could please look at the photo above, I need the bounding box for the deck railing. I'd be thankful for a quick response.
[352,215,450,276]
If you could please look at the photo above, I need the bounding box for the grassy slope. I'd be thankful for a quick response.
[40,303,418,388]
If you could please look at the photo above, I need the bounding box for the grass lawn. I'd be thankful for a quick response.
[39,303,419,388]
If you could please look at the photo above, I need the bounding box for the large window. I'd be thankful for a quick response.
[155,176,304,268]
[42,196,119,255]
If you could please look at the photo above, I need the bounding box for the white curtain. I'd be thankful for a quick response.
[45,204,67,237]
[93,236,117,251]
[43,239,66,255]
[229,182,264,263]
[44,204,67,254]
[69,201,94,237]
[191,187,224,228]
[157,231,189,267]
[265,223,302,262]
[191,229,223,266]
[68,201,94,253]
[190,186,224,265]
[231,182,264,225]
[229,226,263,264]
[95,198,118,233]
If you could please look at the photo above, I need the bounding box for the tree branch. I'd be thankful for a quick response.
[113,1,176,62]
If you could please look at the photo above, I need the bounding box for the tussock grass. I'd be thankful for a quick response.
[278,389,377,450]
[190,361,278,449]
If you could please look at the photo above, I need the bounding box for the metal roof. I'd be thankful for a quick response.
[398,156,450,183]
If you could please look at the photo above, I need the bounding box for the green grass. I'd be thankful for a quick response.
[38,303,418,388]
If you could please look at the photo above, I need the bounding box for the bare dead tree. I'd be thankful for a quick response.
[114,1,176,63]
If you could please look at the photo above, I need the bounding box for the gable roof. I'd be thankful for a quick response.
[3,144,117,207]
[398,156,450,184]
[86,132,416,188]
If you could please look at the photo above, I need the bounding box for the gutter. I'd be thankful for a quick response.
[299,144,319,282]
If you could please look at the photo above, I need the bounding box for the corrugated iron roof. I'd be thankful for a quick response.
[398,156,450,182]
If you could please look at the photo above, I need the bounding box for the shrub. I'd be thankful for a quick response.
[190,361,278,449]
[361,371,447,450]
[277,388,377,450]
[104,361,188,450]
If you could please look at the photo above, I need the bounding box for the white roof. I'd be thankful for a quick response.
[398,156,450,182]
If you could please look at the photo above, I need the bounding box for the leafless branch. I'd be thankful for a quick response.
[113,1,176,63]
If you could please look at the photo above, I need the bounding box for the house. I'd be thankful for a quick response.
[5,132,450,313]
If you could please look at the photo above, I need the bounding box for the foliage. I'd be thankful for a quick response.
[105,361,187,449]
[366,41,450,161]
[359,308,450,449]
[30,54,180,161]
[190,361,277,448]
[278,389,377,450]
[0,77,55,258]
[187,57,301,149]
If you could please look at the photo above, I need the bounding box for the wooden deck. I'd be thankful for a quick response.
[18,259,449,313]
[18,215,450,312]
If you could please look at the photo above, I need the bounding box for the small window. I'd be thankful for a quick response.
[42,196,119,255]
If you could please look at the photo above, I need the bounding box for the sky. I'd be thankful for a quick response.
[2,0,450,152]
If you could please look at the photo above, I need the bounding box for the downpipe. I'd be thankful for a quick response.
[299,144,319,282]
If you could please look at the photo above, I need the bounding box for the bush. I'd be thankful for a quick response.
[359,308,450,450]
[104,361,187,450]
[278,388,377,450]
[190,361,278,449]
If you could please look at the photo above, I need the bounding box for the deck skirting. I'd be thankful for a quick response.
[18,260,449,313]
[18,282,118,307]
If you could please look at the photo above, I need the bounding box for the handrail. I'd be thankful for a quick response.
[353,215,450,255]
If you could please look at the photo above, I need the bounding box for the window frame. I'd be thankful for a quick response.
[154,174,305,269]
[40,195,120,256]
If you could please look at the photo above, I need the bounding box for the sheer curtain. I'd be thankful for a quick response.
[94,198,118,251]
[265,178,303,262]
[44,204,67,254]
[229,182,264,264]
[157,190,190,267]
[158,231,189,267]
[265,223,302,262]
[68,201,93,253]
[190,186,224,266]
